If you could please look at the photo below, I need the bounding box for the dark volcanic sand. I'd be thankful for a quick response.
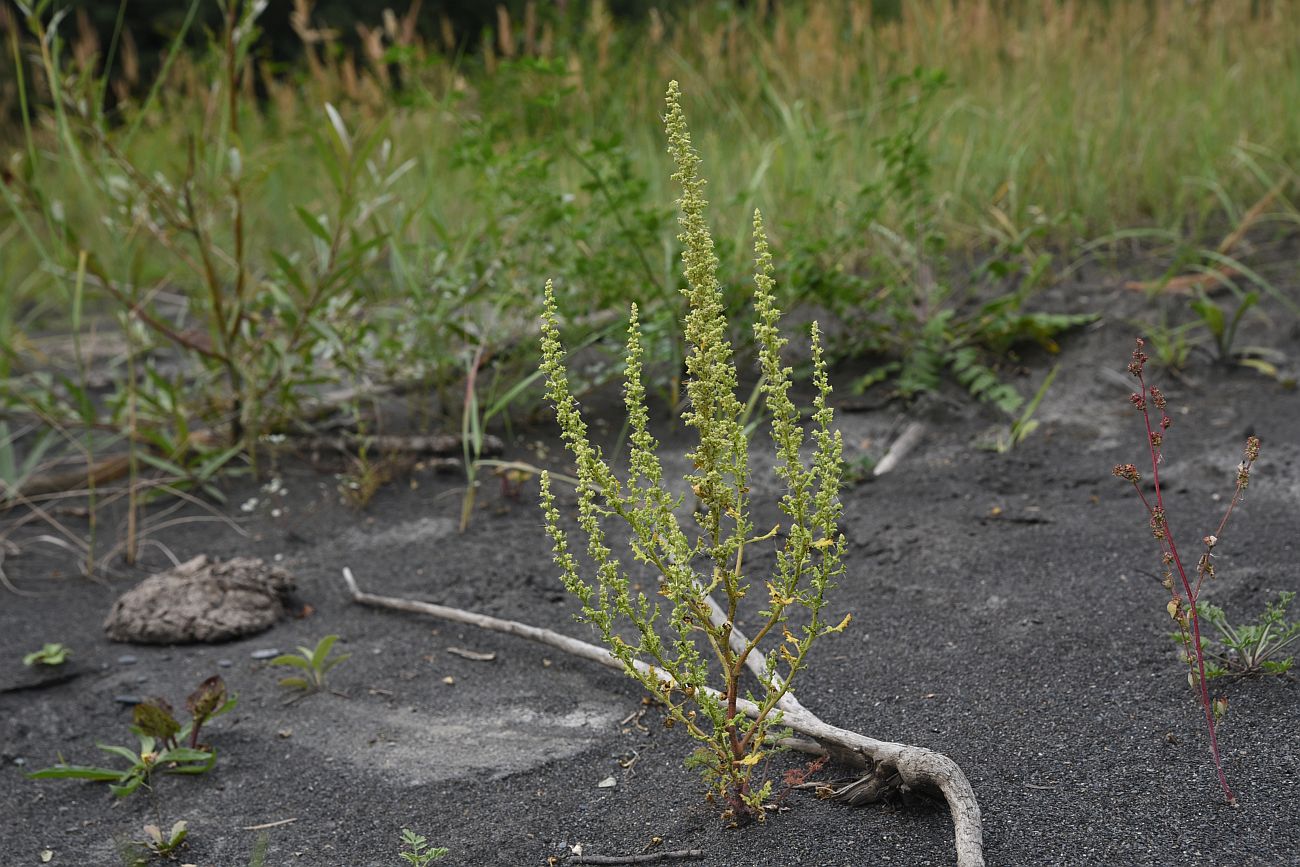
[3,271,1299,866]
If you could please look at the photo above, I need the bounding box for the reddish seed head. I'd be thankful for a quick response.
[1150,432,1163,447]
[1149,509,1166,539]
[1129,338,1149,371]
[1149,386,1166,409]
[1244,436,1261,462]
[1129,392,1146,410]
[1237,462,1251,489]
[1161,415,1171,430]
[1112,463,1141,483]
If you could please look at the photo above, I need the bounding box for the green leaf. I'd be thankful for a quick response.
[311,635,339,670]
[22,643,70,666]
[158,747,217,773]
[96,743,144,764]
[195,446,244,482]
[270,252,310,297]
[296,206,333,244]
[278,676,311,690]
[27,764,127,782]
[138,452,190,478]
[109,775,146,798]
[1191,296,1225,338]
[320,653,351,674]
[269,654,312,670]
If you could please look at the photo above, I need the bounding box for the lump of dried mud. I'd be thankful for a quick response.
[104,555,294,644]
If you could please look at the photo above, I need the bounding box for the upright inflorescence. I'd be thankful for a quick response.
[538,81,846,823]
[1112,337,1260,806]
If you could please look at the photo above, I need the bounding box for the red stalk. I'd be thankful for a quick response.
[1132,365,1236,806]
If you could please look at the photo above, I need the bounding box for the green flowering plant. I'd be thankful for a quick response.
[538,81,849,823]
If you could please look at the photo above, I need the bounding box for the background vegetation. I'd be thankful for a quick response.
[2,0,1297,517]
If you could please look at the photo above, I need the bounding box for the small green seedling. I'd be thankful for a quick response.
[991,364,1059,453]
[23,643,71,666]
[142,820,189,858]
[1192,592,1300,679]
[118,820,190,867]
[1191,289,1257,364]
[270,635,351,693]
[27,676,235,798]
[399,829,449,865]
[28,728,215,799]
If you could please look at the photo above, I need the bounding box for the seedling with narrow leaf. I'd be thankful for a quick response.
[270,634,351,693]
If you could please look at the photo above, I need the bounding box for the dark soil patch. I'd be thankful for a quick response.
[3,270,1300,866]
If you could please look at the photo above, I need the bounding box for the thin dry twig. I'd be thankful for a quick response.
[570,850,704,864]
[240,818,298,831]
[873,422,926,478]
[341,568,984,867]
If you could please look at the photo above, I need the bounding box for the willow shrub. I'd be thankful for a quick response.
[538,81,849,822]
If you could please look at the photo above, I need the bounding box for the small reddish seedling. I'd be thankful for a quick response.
[1113,337,1260,806]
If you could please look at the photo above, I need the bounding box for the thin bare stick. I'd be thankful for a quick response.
[571,850,704,864]
[873,422,926,478]
[342,568,983,867]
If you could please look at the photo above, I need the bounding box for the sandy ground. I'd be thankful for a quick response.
[3,257,1299,867]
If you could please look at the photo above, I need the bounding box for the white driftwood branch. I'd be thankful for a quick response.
[341,567,983,867]
[873,421,926,477]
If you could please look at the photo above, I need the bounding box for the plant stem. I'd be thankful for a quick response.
[1136,369,1235,805]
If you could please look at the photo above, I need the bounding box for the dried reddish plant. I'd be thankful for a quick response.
[1113,337,1260,806]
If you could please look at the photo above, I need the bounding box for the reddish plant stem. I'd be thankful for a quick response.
[1133,368,1236,806]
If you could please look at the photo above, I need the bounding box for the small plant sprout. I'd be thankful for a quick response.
[117,820,190,867]
[22,643,71,666]
[141,821,189,858]
[1194,592,1300,680]
[1113,337,1261,806]
[539,81,848,824]
[399,828,449,865]
[28,676,235,798]
[270,634,351,693]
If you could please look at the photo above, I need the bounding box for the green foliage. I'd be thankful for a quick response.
[1192,593,1300,680]
[398,829,449,866]
[539,82,847,823]
[269,634,351,693]
[28,676,235,798]
[0,422,59,506]
[1142,318,1197,372]
[140,821,189,861]
[117,819,190,867]
[825,70,1095,411]
[22,642,71,666]
[1190,290,1259,364]
[985,364,1060,453]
